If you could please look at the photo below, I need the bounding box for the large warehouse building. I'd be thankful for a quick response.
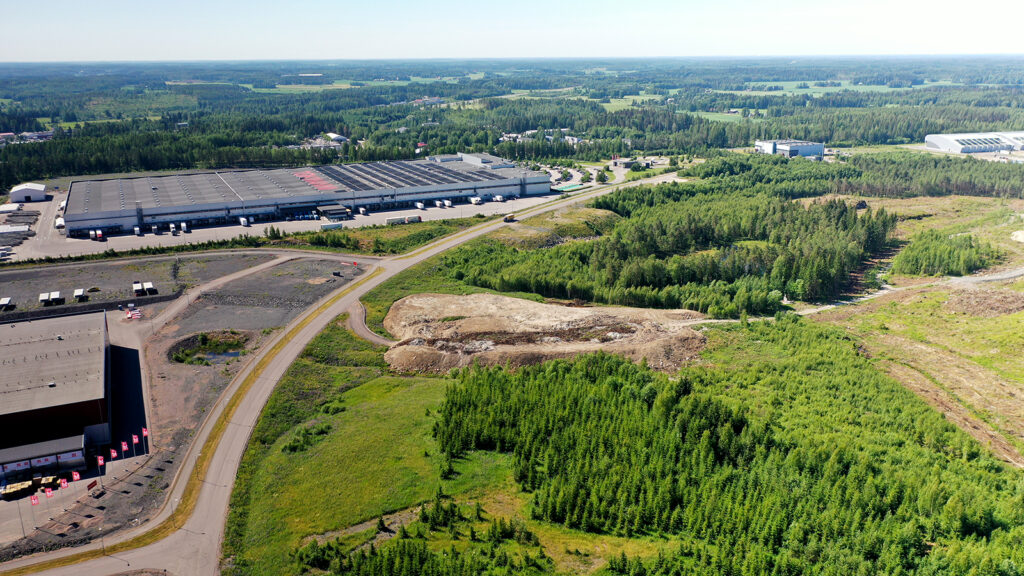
[62,153,549,237]
[754,139,825,159]
[0,312,110,481]
[925,131,1024,154]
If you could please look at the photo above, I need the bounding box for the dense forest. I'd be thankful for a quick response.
[432,156,895,317]
[891,230,1002,276]
[286,318,1024,575]
[432,318,1024,575]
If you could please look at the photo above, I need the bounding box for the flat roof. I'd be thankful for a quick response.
[0,312,107,416]
[66,155,544,218]
[0,435,83,464]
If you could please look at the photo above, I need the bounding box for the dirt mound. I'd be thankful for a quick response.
[384,293,707,373]
[943,289,1024,317]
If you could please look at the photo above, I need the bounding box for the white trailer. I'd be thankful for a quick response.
[180,222,188,233]
[169,223,177,235]
[73,288,86,301]
[358,207,367,215]
[88,230,96,240]
[143,282,155,294]
[132,282,144,296]
[414,202,425,210]
[39,293,50,305]
[134,225,142,236]
[321,222,345,231]
[385,216,406,225]
[405,215,422,224]
[444,199,453,208]
[239,217,249,227]
[469,196,483,205]
[95,230,103,241]
[494,195,505,202]
[435,200,444,208]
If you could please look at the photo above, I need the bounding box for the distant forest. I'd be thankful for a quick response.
[6,58,1024,190]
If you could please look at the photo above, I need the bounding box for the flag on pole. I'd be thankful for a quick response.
[60,478,68,489]
[45,487,53,498]
[30,495,39,506]
[142,427,149,438]
[132,434,139,445]
[110,448,118,459]
[72,471,81,481]
[97,455,104,466]
[121,441,128,452]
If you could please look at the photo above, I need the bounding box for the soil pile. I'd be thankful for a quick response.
[384,293,707,373]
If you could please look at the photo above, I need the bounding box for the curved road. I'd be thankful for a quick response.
[1,173,678,576]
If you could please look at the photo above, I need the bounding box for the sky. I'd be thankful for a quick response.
[2,0,1024,62]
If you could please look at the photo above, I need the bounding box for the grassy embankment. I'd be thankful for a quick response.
[361,207,621,337]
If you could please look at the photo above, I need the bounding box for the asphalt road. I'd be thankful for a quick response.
[0,172,680,576]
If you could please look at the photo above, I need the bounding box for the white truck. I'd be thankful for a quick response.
[469,196,483,205]
[405,215,422,224]
[494,195,505,202]
[358,207,367,215]
[134,225,142,236]
[169,223,177,235]
[239,217,249,227]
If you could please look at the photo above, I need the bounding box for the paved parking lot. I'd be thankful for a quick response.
[7,192,560,262]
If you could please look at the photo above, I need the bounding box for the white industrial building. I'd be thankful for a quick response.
[62,153,549,237]
[9,182,47,202]
[754,139,825,159]
[924,132,1024,154]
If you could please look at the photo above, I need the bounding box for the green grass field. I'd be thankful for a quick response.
[223,314,685,576]
[277,215,489,255]
[690,111,760,123]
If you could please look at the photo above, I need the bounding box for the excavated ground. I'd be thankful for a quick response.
[384,293,708,373]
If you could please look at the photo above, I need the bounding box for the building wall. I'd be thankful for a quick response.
[11,188,46,202]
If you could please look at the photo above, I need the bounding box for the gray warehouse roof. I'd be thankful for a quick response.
[0,312,107,416]
[66,154,545,218]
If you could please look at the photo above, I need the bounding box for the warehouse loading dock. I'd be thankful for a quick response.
[0,312,110,484]
[60,153,549,237]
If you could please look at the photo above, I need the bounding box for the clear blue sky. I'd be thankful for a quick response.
[3,0,1023,62]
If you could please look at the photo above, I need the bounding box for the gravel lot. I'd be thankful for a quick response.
[169,257,364,335]
[0,253,274,313]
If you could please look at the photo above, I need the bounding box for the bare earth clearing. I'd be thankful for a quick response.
[383,293,707,373]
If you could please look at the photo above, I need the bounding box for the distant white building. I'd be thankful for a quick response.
[925,131,1024,154]
[755,139,825,159]
[9,182,46,202]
